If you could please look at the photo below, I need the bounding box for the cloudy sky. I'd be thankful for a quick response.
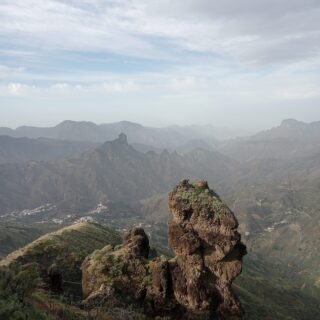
[0,0,320,130]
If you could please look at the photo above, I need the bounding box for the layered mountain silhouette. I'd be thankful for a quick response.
[0,133,237,214]
[219,119,320,161]
[0,120,220,150]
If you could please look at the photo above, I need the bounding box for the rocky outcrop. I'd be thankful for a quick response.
[81,180,246,319]
[123,227,149,258]
[82,227,150,306]
[167,179,246,319]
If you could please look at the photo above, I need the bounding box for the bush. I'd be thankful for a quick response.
[0,263,48,320]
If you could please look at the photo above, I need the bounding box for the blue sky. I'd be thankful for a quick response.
[1,0,320,129]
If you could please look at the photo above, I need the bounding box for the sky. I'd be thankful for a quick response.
[0,0,320,130]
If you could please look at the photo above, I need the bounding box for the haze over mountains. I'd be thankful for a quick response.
[0,135,95,165]
[1,118,320,319]
[220,119,320,161]
[0,120,222,150]
[0,133,236,214]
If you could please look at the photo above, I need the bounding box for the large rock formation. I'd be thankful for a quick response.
[167,179,246,319]
[82,180,246,319]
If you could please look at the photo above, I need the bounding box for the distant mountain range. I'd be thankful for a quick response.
[219,119,320,161]
[0,120,221,150]
[2,118,320,159]
[0,133,237,214]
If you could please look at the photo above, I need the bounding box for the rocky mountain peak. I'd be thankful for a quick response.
[116,132,128,144]
[95,133,129,154]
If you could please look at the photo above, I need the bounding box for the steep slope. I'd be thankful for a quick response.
[234,256,320,320]
[0,222,60,259]
[220,119,320,161]
[225,154,320,285]
[0,222,121,298]
[216,120,320,290]
[0,222,121,320]
[0,135,95,164]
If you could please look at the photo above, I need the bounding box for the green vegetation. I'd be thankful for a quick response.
[234,256,320,320]
[0,263,49,320]
[179,182,224,215]
[1,222,121,266]
[0,222,59,259]
[2,220,319,320]
[0,222,124,320]
[0,222,122,302]
[30,291,87,320]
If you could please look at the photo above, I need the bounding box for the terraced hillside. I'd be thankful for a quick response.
[1,222,121,265]
[0,223,61,259]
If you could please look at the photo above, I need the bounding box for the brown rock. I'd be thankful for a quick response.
[166,179,246,319]
[82,229,150,304]
[123,227,149,258]
[81,179,246,319]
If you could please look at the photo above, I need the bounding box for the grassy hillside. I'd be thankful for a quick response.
[0,222,121,267]
[0,222,61,259]
[0,222,122,320]
[234,256,320,320]
[0,222,121,301]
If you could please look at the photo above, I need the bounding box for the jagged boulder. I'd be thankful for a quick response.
[123,227,150,258]
[81,180,246,319]
[166,179,246,319]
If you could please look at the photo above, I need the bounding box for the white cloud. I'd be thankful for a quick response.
[0,65,25,78]
[0,80,139,97]
[0,0,319,64]
[0,0,320,129]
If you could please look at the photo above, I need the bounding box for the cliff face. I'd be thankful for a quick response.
[82,180,246,319]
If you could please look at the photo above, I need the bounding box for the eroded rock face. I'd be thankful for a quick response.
[81,228,150,306]
[123,227,149,259]
[81,180,246,319]
[166,179,246,319]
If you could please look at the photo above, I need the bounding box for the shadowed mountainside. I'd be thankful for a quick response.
[0,133,238,214]
[0,135,95,164]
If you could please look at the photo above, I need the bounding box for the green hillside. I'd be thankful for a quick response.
[0,223,61,259]
[0,222,121,267]
[0,222,122,320]
[234,256,320,320]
